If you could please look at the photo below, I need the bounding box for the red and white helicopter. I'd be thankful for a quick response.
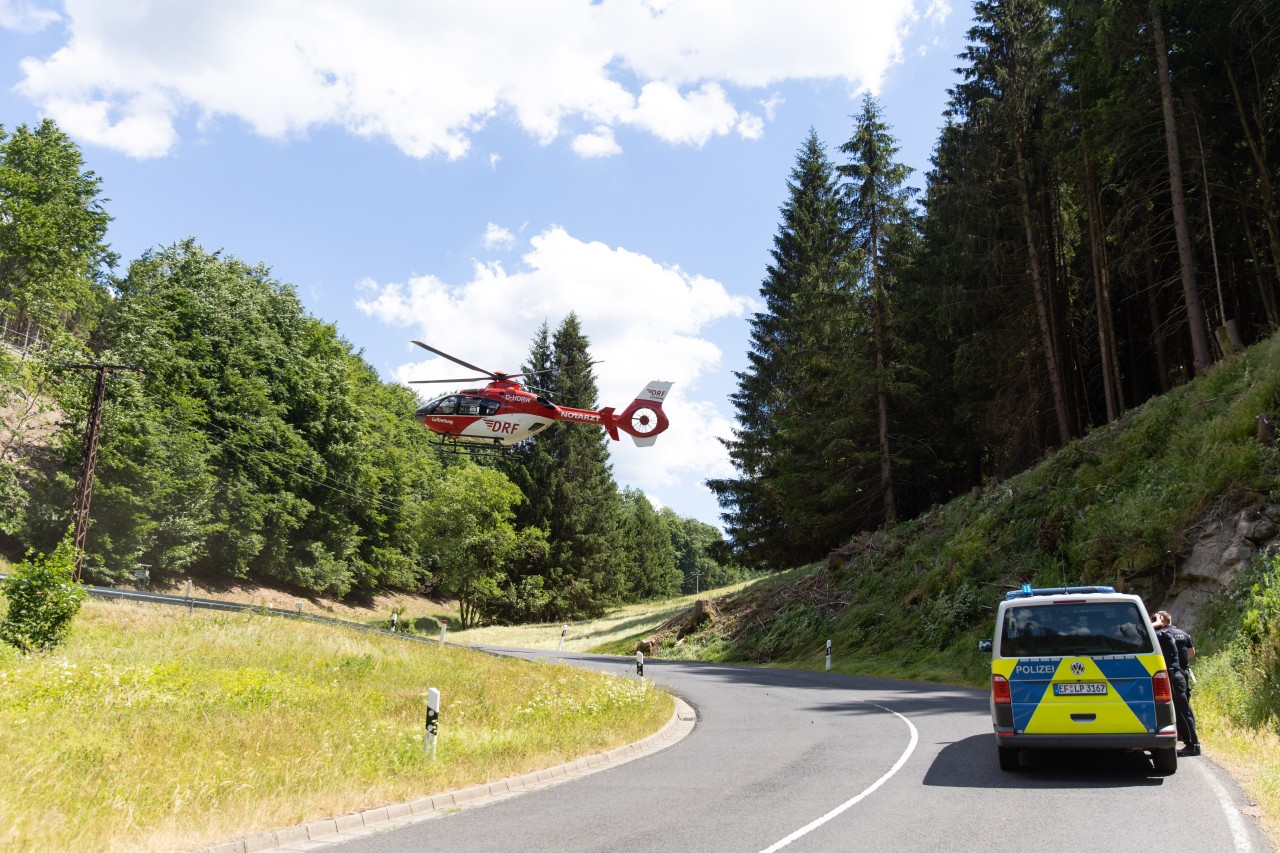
[409,341,672,453]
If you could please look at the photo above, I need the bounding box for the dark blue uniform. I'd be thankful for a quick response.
[1156,624,1199,754]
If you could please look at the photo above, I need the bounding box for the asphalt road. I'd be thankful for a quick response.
[331,650,1270,853]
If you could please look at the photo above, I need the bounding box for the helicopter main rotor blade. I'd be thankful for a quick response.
[411,341,498,380]
[517,360,602,380]
[408,376,492,384]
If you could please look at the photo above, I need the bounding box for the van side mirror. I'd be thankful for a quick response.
[978,639,993,653]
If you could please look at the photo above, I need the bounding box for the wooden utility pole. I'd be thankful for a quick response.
[64,363,141,581]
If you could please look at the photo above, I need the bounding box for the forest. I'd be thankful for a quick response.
[711,0,1280,567]
[0,121,743,626]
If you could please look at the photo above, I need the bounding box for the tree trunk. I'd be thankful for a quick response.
[1014,134,1072,447]
[873,280,896,528]
[1083,151,1124,421]
[1224,62,1280,323]
[865,201,897,529]
[1240,209,1280,326]
[1152,7,1213,375]
[1145,248,1173,393]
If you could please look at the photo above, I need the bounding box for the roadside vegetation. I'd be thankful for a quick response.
[0,598,671,853]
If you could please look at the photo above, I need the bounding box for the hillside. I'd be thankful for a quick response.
[649,333,1280,685]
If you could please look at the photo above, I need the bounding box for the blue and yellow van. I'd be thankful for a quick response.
[979,585,1178,774]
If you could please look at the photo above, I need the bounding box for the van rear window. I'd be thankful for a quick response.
[1000,601,1153,657]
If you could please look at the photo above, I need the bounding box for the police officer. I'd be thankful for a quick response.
[1159,610,1196,694]
[1159,610,1200,754]
[1152,611,1200,756]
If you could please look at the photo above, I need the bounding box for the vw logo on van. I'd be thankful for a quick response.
[1070,661,1085,675]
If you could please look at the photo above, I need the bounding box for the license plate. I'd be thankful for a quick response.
[1054,682,1107,696]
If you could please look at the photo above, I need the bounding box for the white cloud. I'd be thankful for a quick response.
[925,1,952,25]
[0,0,59,33]
[759,93,784,121]
[571,125,621,158]
[622,81,737,147]
[12,0,930,159]
[355,226,752,492]
[483,222,516,250]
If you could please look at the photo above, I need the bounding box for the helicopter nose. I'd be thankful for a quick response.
[415,404,431,419]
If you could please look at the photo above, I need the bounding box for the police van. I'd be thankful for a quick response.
[978,585,1178,774]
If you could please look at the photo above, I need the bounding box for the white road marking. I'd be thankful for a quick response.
[1193,760,1256,853]
[759,702,919,853]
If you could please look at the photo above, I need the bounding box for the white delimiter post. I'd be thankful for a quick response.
[635,651,645,678]
[558,624,568,651]
[825,639,832,672]
[424,688,440,759]
[440,619,448,644]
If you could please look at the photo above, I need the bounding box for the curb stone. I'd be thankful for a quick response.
[188,695,697,853]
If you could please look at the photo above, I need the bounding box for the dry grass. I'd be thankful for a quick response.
[1199,719,1280,848]
[453,578,764,652]
[0,598,670,852]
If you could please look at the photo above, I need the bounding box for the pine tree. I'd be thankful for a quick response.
[838,94,918,528]
[619,487,679,600]
[543,314,625,616]
[708,130,857,567]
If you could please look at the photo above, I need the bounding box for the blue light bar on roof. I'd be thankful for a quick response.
[1004,585,1118,600]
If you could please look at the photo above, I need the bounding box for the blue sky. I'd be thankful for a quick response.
[1,0,970,531]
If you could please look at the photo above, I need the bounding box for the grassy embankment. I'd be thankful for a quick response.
[0,596,670,853]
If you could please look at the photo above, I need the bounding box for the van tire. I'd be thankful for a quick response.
[997,745,1020,771]
[1151,747,1177,775]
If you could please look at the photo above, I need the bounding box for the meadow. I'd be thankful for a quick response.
[0,598,671,852]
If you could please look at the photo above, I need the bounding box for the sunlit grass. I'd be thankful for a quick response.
[1197,712,1280,847]
[454,577,766,652]
[0,599,671,853]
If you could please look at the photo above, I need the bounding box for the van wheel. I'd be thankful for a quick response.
[1151,747,1177,775]
[997,746,1020,772]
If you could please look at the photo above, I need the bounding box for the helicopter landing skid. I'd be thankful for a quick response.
[434,434,511,457]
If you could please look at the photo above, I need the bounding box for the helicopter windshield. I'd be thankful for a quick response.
[418,395,500,417]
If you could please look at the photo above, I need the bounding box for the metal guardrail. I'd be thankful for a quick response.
[0,574,445,646]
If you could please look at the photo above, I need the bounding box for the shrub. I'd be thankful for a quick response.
[0,533,87,653]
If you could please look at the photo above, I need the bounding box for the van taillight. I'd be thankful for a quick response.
[1153,670,1172,703]
[993,674,1011,704]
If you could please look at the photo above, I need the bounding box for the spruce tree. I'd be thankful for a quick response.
[838,94,918,529]
[619,487,679,600]
[543,314,625,616]
[708,130,856,567]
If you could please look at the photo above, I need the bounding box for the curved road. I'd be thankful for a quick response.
[331,650,1270,853]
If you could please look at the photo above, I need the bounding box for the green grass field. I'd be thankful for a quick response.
[0,598,671,852]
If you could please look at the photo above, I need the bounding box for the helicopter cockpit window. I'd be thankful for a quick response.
[455,397,500,416]
[430,396,458,415]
